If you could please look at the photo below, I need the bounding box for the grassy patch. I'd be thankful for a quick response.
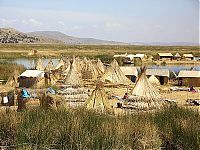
[0,62,25,80]
[0,106,199,149]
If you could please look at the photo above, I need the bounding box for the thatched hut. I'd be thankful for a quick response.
[183,54,194,61]
[148,75,160,86]
[96,58,105,76]
[64,58,83,87]
[146,69,169,85]
[120,66,138,82]
[85,82,112,112]
[55,57,65,70]
[157,53,173,61]
[177,70,200,87]
[18,70,44,88]
[173,53,181,60]
[125,69,163,110]
[6,69,19,87]
[81,57,99,80]
[101,59,132,85]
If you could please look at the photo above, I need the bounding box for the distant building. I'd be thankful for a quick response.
[18,70,44,88]
[146,68,170,85]
[113,53,127,58]
[157,53,173,61]
[177,70,200,87]
[173,52,181,60]
[123,54,147,64]
[183,54,194,61]
[120,66,138,82]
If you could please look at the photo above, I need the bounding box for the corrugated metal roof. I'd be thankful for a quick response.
[146,69,170,77]
[177,70,200,78]
[120,66,138,76]
[20,70,44,78]
[183,54,194,58]
[158,53,173,57]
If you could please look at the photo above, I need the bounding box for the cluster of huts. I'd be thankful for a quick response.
[1,56,200,111]
[114,52,197,63]
[157,53,195,61]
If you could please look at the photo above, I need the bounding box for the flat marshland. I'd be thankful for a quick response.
[0,106,199,149]
[0,44,199,59]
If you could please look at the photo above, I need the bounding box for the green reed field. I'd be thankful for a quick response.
[0,44,199,60]
[0,62,25,80]
[0,106,199,149]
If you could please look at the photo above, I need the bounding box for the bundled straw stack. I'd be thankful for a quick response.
[6,69,19,87]
[81,57,99,80]
[96,58,105,76]
[55,57,65,70]
[85,81,112,112]
[101,59,132,85]
[148,75,160,86]
[125,69,163,110]
[64,57,83,87]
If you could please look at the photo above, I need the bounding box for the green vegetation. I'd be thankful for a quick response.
[0,62,25,80]
[0,106,199,149]
[0,44,199,59]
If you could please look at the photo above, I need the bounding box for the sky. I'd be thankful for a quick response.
[0,0,199,43]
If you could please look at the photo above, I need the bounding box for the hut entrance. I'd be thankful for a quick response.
[131,76,137,82]
[160,76,165,85]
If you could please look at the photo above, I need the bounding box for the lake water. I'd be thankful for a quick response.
[0,58,200,75]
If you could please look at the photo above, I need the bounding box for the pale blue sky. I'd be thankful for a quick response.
[0,0,199,43]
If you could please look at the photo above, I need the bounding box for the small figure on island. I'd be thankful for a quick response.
[123,93,128,100]
[189,86,197,92]
[17,88,30,112]
[44,72,51,86]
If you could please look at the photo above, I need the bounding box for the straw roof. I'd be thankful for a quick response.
[64,58,83,86]
[6,69,19,87]
[148,75,160,86]
[177,70,200,78]
[131,71,160,99]
[20,70,44,78]
[120,66,138,76]
[55,58,65,69]
[63,59,71,75]
[45,59,55,71]
[36,58,44,71]
[101,59,132,85]
[158,53,173,57]
[85,83,111,112]
[174,52,181,58]
[96,58,105,75]
[127,70,162,110]
[81,57,99,80]
[146,69,170,77]
[183,54,194,58]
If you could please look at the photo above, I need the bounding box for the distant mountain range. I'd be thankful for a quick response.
[0,28,198,46]
[0,28,62,44]
[27,31,128,45]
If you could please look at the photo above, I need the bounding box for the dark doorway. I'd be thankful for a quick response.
[131,76,137,83]
[160,76,165,85]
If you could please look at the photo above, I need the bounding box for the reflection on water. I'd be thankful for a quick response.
[0,58,199,74]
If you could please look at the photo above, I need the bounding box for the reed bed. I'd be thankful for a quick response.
[0,106,199,149]
[0,62,25,80]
